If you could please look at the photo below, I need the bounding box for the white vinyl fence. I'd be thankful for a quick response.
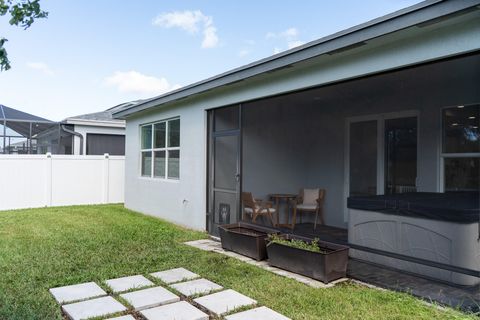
[0,153,125,211]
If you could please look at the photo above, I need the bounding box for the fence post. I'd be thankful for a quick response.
[103,153,110,204]
[45,152,52,207]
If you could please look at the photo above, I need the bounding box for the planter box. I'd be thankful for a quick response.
[266,234,349,283]
[218,222,279,261]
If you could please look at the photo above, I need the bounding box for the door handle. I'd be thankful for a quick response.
[235,173,240,182]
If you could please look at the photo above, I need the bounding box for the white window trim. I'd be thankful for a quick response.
[439,104,480,192]
[140,117,180,180]
[343,110,420,222]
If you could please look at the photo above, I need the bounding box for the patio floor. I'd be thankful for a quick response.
[288,223,480,313]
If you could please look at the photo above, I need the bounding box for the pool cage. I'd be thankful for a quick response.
[0,104,67,154]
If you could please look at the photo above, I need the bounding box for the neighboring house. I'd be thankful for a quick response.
[37,101,140,155]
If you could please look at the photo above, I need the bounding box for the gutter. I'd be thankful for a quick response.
[61,125,84,155]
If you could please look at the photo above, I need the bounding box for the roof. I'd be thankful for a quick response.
[113,0,480,119]
[65,100,142,127]
[0,104,54,137]
[0,104,52,123]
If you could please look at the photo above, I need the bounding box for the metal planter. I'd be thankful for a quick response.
[266,234,349,283]
[218,222,279,261]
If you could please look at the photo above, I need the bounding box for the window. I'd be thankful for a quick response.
[442,104,479,191]
[140,118,180,179]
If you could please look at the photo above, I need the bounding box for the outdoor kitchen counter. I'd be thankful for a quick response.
[347,192,479,223]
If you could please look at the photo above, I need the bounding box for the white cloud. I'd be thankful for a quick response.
[153,10,219,48]
[266,27,304,54]
[238,49,250,57]
[26,62,54,76]
[202,24,218,48]
[103,71,181,95]
[266,27,299,40]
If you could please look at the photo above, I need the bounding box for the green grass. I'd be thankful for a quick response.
[0,204,474,320]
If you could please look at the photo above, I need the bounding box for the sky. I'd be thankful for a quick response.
[0,0,422,121]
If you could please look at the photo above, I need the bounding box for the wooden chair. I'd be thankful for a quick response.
[290,188,325,229]
[242,192,276,226]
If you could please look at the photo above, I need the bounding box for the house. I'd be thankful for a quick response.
[113,0,479,285]
[37,101,140,155]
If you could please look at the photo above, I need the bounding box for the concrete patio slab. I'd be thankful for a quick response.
[225,306,291,320]
[150,267,199,284]
[170,278,223,297]
[62,296,127,320]
[193,289,256,315]
[119,286,180,311]
[141,301,209,320]
[105,275,154,293]
[49,282,107,304]
[105,316,135,320]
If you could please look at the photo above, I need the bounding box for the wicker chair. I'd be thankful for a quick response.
[242,192,276,226]
[290,188,325,229]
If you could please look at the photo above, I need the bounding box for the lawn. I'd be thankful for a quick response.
[0,204,474,320]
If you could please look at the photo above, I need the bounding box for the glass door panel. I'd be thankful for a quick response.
[384,117,417,194]
[349,120,377,196]
[214,135,238,190]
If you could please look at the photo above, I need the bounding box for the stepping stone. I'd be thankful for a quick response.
[105,275,154,293]
[193,289,256,315]
[119,286,180,311]
[141,301,208,320]
[49,282,107,304]
[62,296,127,320]
[106,316,135,320]
[170,278,222,297]
[150,267,199,284]
[225,306,291,320]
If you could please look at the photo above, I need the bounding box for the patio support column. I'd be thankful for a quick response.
[2,120,6,154]
[29,122,32,154]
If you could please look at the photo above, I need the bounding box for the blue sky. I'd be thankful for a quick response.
[0,0,421,121]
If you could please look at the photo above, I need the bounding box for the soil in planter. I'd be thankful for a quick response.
[268,234,333,254]
[229,227,268,237]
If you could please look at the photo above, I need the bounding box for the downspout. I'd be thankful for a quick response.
[61,124,84,155]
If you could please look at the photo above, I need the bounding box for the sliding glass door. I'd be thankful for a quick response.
[384,117,417,194]
[347,113,418,200]
[349,120,378,197]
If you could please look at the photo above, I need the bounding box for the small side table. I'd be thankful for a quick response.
[269,193,297,229]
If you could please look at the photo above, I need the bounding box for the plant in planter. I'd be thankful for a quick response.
[266,234,349,283]
[218,222,279,261]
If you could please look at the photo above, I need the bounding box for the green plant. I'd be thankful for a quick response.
[267,234,327,254]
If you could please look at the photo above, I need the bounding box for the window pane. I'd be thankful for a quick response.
[154,150,166,178]
[154,122,166,148]
[385,117,417,194]
[168,150,180,179]
[443,105,480,153]
[168,119,180,147]
[141,151,152,176]
[349,120,377,196]
[141,125,152,149]
[445,157,479,191]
